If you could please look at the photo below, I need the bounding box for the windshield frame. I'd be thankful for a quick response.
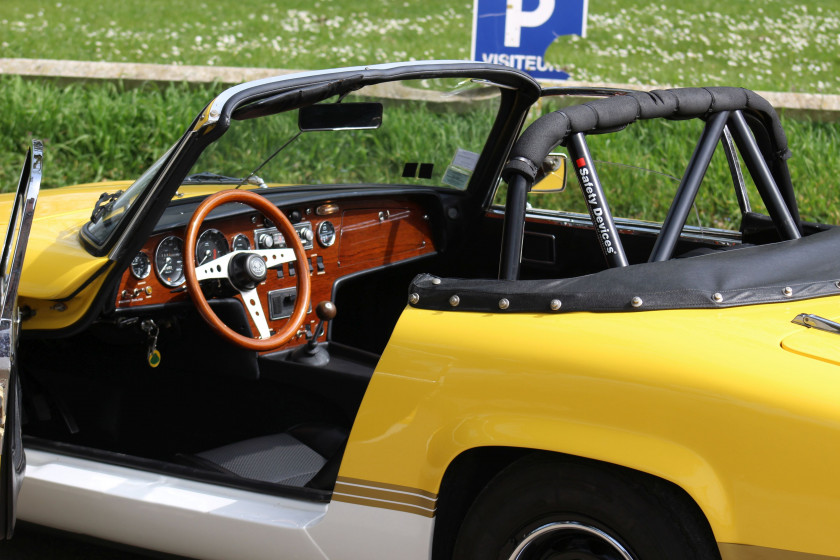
[81,144,178,248]
[78,132,194,258]
[76,61,541,260]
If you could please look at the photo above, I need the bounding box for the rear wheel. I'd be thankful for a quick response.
[452,454,720,560]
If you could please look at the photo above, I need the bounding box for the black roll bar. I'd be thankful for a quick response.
[648,110,732,262]
[566,133,629,268]
[499,87,803,277]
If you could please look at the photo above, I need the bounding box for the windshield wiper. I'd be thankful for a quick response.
[184,172,267,188]
[90,190,124,223]
[183,172,244,184]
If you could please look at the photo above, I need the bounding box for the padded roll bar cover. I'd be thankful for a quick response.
[501,86,800,229]
[503,87,790,183]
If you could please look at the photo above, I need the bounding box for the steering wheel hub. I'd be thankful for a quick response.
[228,252,268,290]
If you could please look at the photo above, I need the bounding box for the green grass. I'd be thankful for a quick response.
[0,0,837,94]
[0,76,216,188]
[547,0,840,93]
[0,1,838,224]
[0,0,471,72]
[2,75,838,225]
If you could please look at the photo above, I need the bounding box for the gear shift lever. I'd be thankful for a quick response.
[291,300,336,366]
[308,301,336,349]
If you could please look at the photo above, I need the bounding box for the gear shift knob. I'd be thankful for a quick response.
[316,300,337,322]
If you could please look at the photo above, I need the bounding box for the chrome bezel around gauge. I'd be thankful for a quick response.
[130,251,152,280]
[155,235,186,288]
[317,220,336,248]
[232,233,251,251]
[196,228,230,265]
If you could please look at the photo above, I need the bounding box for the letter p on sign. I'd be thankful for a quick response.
[504,0,556,47]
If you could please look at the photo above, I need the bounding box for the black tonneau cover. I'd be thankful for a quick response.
[410,228,840,313]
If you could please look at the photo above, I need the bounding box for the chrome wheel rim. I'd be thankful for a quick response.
[509,521,636,560]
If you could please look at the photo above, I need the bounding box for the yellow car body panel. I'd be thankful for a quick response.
[0,182,125,300]
[344,298,840,558]
[781,326,840,366]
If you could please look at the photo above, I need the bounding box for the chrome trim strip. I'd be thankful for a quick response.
[333,476,437,518]
[336,476,437,500]
[332,494,436,518]
[509,522,635,560]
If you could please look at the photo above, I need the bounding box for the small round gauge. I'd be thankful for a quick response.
[232,233,251,251]
[317,220,336,248]
[130,251,151,280]
[155,236,185,288]
[196,229,230,265]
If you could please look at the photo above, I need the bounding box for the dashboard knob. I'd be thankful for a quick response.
[299,227,314,242]
[259,233,274,248]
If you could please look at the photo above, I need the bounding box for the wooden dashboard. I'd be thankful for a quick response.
[114,196,437,350]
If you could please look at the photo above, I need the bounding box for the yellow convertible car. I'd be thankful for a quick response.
[0,61,838,560]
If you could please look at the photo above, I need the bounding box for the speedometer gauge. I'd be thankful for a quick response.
[130,251,151,279]
[196,229,230,265]
[155,236,185,288]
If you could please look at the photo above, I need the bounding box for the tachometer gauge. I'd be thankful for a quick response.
[232,233,251,251]
[196,229,230,265]
[317,220,336,248]
[155,236,186,288]
[130,251,151,280]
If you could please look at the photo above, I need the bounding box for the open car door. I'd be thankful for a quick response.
[0,140,42,539]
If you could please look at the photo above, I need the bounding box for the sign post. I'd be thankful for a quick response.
[472,0,588,80]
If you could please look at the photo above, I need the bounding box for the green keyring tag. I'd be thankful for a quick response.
[148,349,161,368]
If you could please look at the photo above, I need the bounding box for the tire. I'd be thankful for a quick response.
[451,453,720,560]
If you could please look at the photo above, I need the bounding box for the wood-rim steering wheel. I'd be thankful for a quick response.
[184,189,311,351]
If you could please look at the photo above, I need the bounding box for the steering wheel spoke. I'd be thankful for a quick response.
[239,287,272,339]
[250,248,297,269]
[195,253,235,281]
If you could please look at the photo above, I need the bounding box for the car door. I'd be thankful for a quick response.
[0,140,42,540]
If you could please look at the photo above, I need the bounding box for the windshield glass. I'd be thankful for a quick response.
[84,144,177,245]
[187,77,502,191]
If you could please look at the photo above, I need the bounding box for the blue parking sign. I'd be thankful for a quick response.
[472,0,588,80]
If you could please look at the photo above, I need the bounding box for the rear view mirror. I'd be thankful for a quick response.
[298,103,383,132]
[531,152,567,193]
